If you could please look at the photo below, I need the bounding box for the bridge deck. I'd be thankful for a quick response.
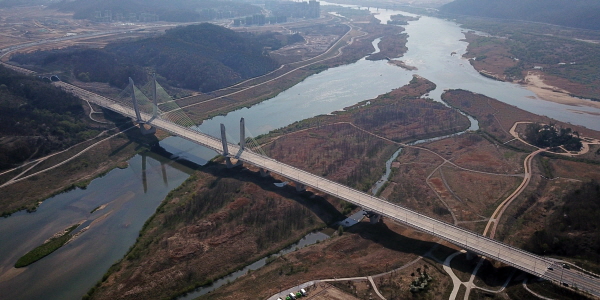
[55,81,600,297]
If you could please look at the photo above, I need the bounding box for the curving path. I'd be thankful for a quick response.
[462,120,600,299]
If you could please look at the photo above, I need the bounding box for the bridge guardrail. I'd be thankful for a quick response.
[66,82,596,296]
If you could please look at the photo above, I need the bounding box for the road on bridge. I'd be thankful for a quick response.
[53,80,600,298]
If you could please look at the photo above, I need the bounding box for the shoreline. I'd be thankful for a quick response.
[523,72,600,111]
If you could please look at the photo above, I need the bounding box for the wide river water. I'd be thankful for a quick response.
[1,4,599,300]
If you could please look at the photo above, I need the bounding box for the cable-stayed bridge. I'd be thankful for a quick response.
[54,77,600,297]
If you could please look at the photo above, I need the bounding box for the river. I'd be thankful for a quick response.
[0,153,193,300]
[1,4,599,300]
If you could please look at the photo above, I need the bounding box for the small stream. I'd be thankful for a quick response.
[179,232,330,299]
[371,101,480,196]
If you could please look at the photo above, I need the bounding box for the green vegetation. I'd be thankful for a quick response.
[12,23,302,92]
[441,0,600,30]
[14,224,79,268]
[387,14,419,26]
[524,123,582,151]
[409,266,433,293]
[0,65,98,171]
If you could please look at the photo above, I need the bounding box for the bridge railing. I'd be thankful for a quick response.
[65,82,598,295]
[238,148,555,277]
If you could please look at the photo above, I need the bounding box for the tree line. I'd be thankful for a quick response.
[526,181,600,266]
[441,0,600,30]
[524,123,582,151]
[0,66,98,170]
[51,0,262,22]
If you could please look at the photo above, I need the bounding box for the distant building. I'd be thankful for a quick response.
[93,10,112,22]
[92,10,158,23]
[308,0,320,18]
[253,14,266,25]
[266,0,321,20]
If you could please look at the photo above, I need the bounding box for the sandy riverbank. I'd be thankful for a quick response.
[523,72,600,111]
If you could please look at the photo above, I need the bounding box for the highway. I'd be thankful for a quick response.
[54,81,600,298]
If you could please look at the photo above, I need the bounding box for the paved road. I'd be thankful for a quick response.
[82,81,600,296]
[54,81,600,298]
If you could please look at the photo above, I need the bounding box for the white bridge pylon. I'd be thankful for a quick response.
[125,75,195,134]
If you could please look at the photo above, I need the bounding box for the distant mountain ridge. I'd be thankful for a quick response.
[440,0,600,30]
[51,0,261,22]
[11,23,299,92]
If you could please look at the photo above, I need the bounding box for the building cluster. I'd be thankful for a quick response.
[198,9,241,20]
[267,0,320,19]
[234,0,320,26]
[93,10,159,23]
[93,0,320,25]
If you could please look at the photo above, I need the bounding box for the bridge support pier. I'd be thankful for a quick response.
[294,181,306,192]
[139,123,157,135]
[466,251,477,261]
[365,211,382,224]
[225,157,242,168]
[259,168,270,177]
[240,118,245,150]
[220,123,242,168]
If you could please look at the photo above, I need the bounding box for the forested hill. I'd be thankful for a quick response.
[440,0,600,30]
[104,23,283,91]
[0,66,95,171]
[0,0,51,8]
[51,0,261,22]
[12,24,298,92]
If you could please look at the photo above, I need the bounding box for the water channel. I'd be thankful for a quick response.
[1,3,599,300]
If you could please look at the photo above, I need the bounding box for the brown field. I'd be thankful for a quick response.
[462,32,518,81]
[384,133,524,231]
[443,89,600,142]
[197,220,455,300]
[386,147,451,222]
[89,163,331,300]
